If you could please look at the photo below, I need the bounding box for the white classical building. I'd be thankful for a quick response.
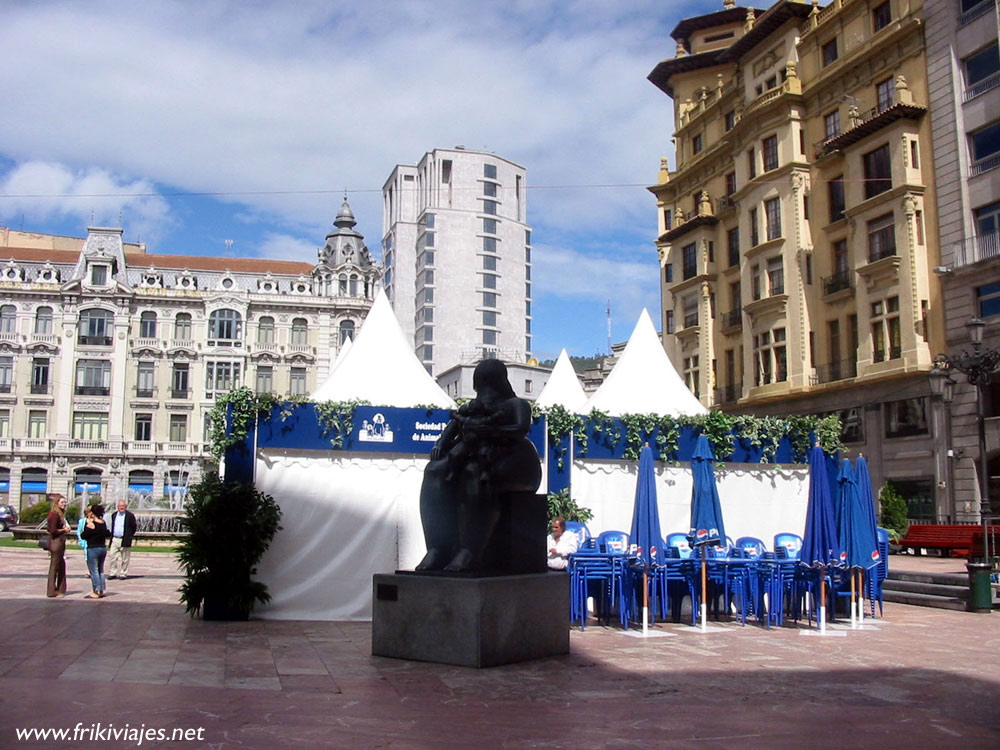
[0,201,378,511]
[381,147,533,376]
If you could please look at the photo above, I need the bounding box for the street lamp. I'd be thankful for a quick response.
[930,316,1000,567]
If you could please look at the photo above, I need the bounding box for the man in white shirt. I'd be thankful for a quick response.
[108,500,138,579]
[546,517,579,570]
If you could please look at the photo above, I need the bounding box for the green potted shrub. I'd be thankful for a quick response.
[178,471,282,620]
[879,480,909,550]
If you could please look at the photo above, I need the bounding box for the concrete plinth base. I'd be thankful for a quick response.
[371,572,569,668]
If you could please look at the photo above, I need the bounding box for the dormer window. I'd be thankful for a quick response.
[91,265,109,285]
[176,271,197,290]
[37,264,58,283]
[2,262,23,282]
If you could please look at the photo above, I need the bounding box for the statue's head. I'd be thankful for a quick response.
[472,358,515,400]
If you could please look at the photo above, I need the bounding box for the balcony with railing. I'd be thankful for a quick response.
[815,82,925,157]
[68,440,110,452]
[75,385,110,396]
[965,70,1000,102]
[0,382,13,394]
[30,383,52,395]
[952,232,1000,268]
[168,388,191,400]
[822,268,853,296]
[0,332,18,346]
[811,359,858,385]
[714,383,741,405]
[721,310,742,330]
[29,333,59,347]
[960,0,996,26]
[169,339,195,350]
[971,152,1000,177]
[78,335,113,346]
[126,441,156,454]
[17,438,52,453]
[132,337,161,350]
[133,386,158,399]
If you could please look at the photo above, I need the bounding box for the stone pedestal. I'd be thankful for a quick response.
[371,572,569,668]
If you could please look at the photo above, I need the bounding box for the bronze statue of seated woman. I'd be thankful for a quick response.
[416,359,542,573]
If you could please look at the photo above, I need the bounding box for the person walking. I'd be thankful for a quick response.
[108,500,138,579]
[81,504,111,599]
[45,494,72,597]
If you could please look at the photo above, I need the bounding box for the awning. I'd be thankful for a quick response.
[22,481,47,492]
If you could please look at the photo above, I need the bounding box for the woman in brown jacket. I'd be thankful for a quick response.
[45,494,72,597]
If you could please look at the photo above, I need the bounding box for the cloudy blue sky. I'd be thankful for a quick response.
[0,0,716,361]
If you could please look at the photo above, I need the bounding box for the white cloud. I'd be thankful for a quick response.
[255,233,319,264]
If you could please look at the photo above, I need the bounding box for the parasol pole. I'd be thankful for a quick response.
[642,567,649,636]
[701,546,708,632]
[850,567,857,629]
[819,563,827,634]
[858,569,866,626]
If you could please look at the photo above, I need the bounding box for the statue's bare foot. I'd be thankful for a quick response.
[416,548,444,570]
[443,548,473,572]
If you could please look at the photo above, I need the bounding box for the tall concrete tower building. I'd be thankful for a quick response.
[381,147,532,376]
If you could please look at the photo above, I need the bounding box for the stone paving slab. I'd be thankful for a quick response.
[1,548,998,748]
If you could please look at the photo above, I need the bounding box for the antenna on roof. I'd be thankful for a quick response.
[224,239,234,256]
[606,300,612,353]
[344,188,348,201]
[118,210,123,227]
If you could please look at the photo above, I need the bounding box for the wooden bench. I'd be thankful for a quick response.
[898,524,998,558]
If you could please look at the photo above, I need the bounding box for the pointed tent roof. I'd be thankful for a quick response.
[535,349,588,413]
[585,308,707,417]
[311,337,353,400]
[309,290,454,408]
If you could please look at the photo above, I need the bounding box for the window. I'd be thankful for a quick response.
[290,318,308,346]
[34,306,52,335]
[208,309,242,343]
[78,308,113,345]
[257,316,275,344]
[28,410,47,439]
[965,44,1000,90]
[663,209,672,231]
[75,360,111,395]
[876,77,895,112]
[754,328,786,385]
[136,362,155,397]
[884,398,929,439]
[0,410,8,438]
[767,256,784,295]
[169,414,188,443]
[977,281,1000,317]
[483,292,497,307]
[90,265,108,285]
[665,310,675,334]
[725,110,736,131]
[683,356,700,397]
[730,281,741,313]
[134,413,152,442]
[752,264,762,300]
[256,366,273,394]
[829,176,846,222]
[725,171,736,196]
[73,412,108,441]
[484,163,497,180]
[867,213,896,262]
[863,144,892,198]
[824,110,840,140]
[31,357,49,393]
[748,148,756,179]
[421,326,433,342]
[339,320,355,345]
[174,313,191,341]
[483,218,497,233]
[822,38,838,66]
[139,311,157,338]
[482,200,498,215]
[482,237,498,254]
[483,255,498,271]
[171,363,189,398]
[765,197,781,241]
[482,329,497,346]
[749,207,759,247]
[871,296,901,362]
[424,212,435,229]
[873,2,891,32]
[205,361,241,392]
[692,133,703,154]
[289,368,307,396]
[0,357,11,392]
[665,264,673,283]
[682,243,697,280]
[683,295,698,329]
[727,227,740,267]
[915,210,924,245]
[483,310,497,327]
[762,135,778,172]
[482,274,498,289]
[971,120,1000,164]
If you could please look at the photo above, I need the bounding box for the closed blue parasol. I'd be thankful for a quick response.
[629,444,662,567]
[802,444,841,633]
[834,458,856,567]
[854,456,880,558]
[839,457,880,627]
[689,435,726,547]
[689,434,725,631]
[629,444,662,633]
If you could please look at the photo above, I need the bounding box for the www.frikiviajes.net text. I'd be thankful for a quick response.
[15,723,206,745]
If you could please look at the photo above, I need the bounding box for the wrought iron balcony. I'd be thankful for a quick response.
[951,233,1000,268]
[721,310,742,329]
[714,383,741,405]
[78,335,113,346]
[822,268,853,296]
[811,359,858,385]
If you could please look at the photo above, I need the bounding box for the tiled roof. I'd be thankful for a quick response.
[0,246,315,275]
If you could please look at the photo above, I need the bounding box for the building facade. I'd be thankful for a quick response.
[925,0,1000,521]
[649,0,954,520]
[381,147,533,376]
[0,203,378,512]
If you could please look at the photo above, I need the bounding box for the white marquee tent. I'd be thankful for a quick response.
[534,348,588,413]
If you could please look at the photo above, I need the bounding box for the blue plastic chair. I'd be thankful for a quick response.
[564,521,591,549]
[734,536,768,559]
[665,532,694,559]
[773,532,803,560]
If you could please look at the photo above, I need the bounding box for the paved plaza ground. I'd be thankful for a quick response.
[1,546,998,749]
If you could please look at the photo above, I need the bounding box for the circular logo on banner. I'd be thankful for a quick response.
[696,529,708,541]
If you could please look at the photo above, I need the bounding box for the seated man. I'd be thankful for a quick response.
[546,517,579,570]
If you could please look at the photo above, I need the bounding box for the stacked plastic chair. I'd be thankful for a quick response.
[568,530,630,629]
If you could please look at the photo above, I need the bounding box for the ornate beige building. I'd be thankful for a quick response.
[649,0,952,519]
[0,202,378,512]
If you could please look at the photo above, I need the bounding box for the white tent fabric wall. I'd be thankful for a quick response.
[571,460,810,543]
[253,452,428,621]
[535,348,588,413]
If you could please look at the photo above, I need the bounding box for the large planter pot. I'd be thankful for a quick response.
[202,596,250,621]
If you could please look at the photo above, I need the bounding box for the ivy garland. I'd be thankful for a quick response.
[620,413,660,460]
[314,399,372,449]
[544,404,585,470]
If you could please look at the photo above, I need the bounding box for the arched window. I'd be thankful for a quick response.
[78,308,114,345]
[139,311,157,338]
[339,274,348,295]
[174,313,192,341]
[34,306,53,335]
[349,274,359,297]
[258,316,275,344]
[208,309,242,344]
[291,318,308,346]
[339,320,355,346]
[0,305,15,334]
